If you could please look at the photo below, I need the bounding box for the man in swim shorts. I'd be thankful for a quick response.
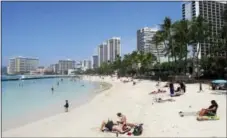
[100,120,127,134]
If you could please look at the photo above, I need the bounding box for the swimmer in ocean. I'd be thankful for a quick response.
[51,86,54,93]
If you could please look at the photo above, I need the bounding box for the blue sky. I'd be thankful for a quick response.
[2,2,182,66]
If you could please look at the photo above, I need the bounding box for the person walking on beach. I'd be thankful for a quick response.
[64,100,69,112]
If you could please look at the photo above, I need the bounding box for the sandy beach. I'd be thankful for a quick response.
[2,76,226,137]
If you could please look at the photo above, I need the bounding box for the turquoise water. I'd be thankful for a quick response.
[2,78,99,131]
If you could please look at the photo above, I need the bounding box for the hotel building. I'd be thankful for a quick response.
[182,1,227,58]
[49,64,59,74]
[8,56,39,74]
[58,59,76,74]
[98,37,121,67]
[82,60,92,71]
[92,55,99,69]
[137,27,165,62]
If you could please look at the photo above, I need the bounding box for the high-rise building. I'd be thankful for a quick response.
[92,55,98,69]
[182,1,227,58]
[8,56,39,74]
[137,27,157,53]
[75,61,82,69]
[137,27,165,61]
[82,60,92,71]
[98,43,105,67]
[107,37,121,62]
[49,64,59,73]
[97,37,121,67]
[58,59,75,74]
[1,66,7,75]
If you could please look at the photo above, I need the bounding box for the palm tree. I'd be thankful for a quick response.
[172,19,191,74]
[151,31,163,63]
[190,15,210,78]
[160,17,173,64]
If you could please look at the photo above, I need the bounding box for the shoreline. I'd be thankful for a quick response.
[2,77,112,132]
[1,75,80,81]
[3,75,226,137]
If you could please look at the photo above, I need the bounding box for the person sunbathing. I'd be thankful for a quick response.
[100,120,129,134]
[149,89,166,94]
[198,100,218,116]
[155,98,175,103]
[116,113,136,128]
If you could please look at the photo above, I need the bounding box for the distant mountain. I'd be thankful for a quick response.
[1,66,7,75]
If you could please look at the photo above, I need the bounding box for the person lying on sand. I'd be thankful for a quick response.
[100,120,130,134]
[154,98,175,103]
[149,89,166,94]
[198,100,218,116]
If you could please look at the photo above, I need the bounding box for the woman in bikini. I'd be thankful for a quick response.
[199,100,218,116]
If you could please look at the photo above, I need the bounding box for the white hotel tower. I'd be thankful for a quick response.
[98,37,121,67]
[182,1,226,58]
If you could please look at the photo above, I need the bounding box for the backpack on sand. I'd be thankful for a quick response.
[132,124,143,136]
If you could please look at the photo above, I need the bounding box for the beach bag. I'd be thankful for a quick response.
[133,124,143,136]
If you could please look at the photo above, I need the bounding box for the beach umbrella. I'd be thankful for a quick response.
[211,80,227,84]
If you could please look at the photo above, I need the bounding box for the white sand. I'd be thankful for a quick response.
[3,76,226,137]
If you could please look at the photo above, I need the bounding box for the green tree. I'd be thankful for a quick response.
[151,31,163,63]
[171,19,191,74]
[160,17,173,64]
[190,15,211,78]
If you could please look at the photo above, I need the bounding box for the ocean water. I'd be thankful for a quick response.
[2,78,100,131]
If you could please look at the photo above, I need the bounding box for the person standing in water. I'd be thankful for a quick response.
[57,82,59,86]
[64,100,69,112]
[51,86,54,94]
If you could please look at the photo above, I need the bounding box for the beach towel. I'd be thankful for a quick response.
[197,116,220,121]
